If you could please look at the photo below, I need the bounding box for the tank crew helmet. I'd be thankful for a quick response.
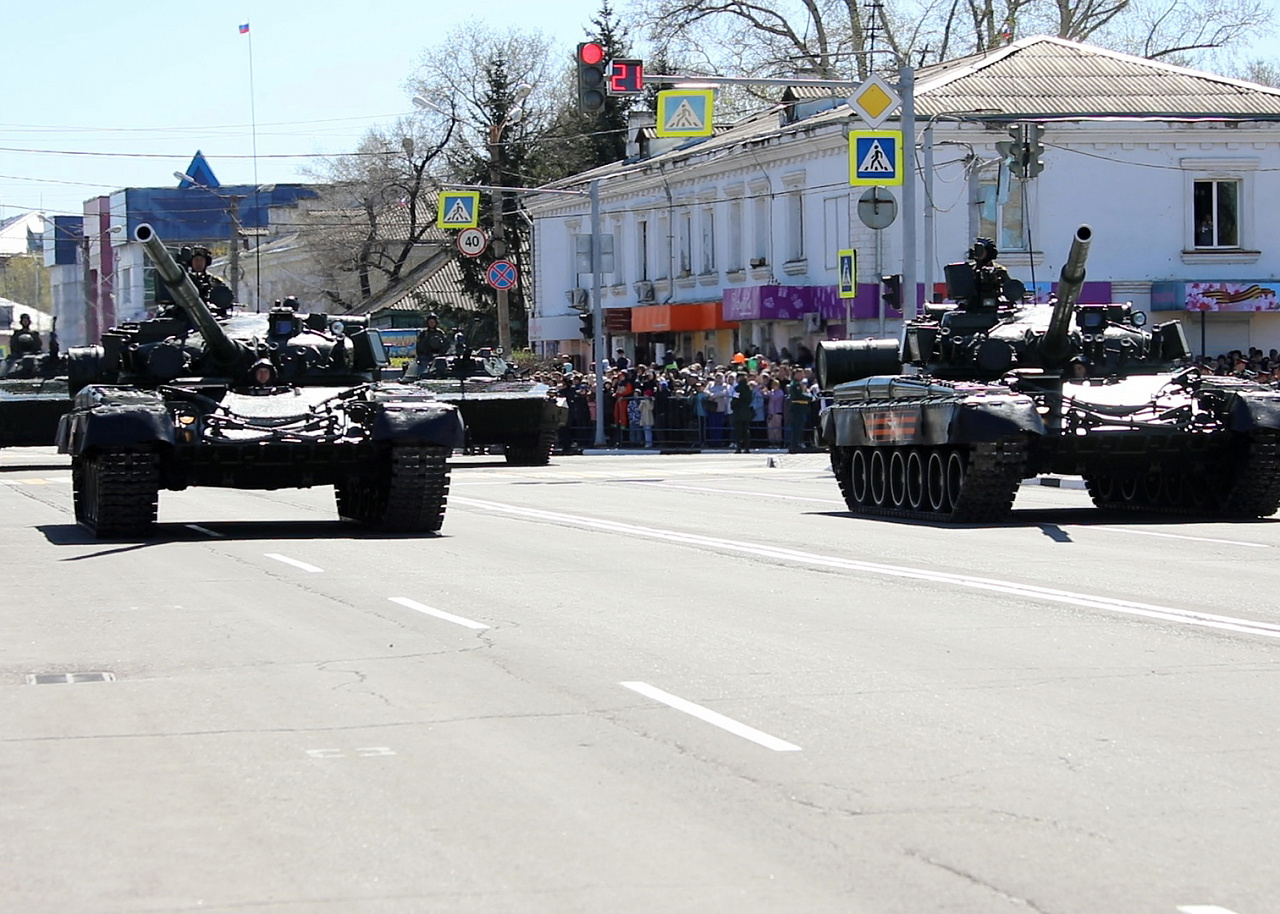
[426,312,439,324]
[250,358,276,385]
[190,245,213,263]
[970,237,998,261]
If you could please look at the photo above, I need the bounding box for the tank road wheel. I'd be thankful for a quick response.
[505,428,557,466]
[926,449,947,513]
[906,449,926,510]
[869,449,888,506]
[339,445,451,533]
[1084,474,1117,509]
[850,448,870,505]
[888,449,908,507]
[944,450,966,513]
[76,448,159,539]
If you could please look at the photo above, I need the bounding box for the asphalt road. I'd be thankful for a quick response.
[2,447,1278,913]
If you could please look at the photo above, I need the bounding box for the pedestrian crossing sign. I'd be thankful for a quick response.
[838,249,857,299]
[437,190,481,229]
[849,131,903,186]
[656,90,715,138]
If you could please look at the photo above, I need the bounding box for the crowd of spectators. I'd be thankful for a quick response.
[1192,348,1280,382]
[533,346,825,452]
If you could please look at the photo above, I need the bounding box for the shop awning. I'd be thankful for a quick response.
[630,302,737,333]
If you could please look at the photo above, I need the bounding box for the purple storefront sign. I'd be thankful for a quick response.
[722,284,896,323]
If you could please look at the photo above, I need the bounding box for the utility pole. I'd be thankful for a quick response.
[228,194,244,302]
[488,128,512,355]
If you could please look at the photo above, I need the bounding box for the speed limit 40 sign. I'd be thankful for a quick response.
[456,227,489,257]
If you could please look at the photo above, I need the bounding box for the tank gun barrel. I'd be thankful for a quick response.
[1041,224,1092,365]
[133,223,247,369]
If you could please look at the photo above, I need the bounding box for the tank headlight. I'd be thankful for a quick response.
[331,320,346,335]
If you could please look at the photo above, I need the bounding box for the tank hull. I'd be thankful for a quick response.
[0,378,71,447]
[413,378,568,466]
[57,382,464,538]
[820,372,1280,522]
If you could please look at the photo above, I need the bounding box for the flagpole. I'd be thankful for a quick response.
[245,21,262,310]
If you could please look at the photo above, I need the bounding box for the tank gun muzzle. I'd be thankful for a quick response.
[1041,224,1092,366]
[133,223,251,372]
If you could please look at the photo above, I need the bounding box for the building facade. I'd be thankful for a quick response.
[525,36,1280,367]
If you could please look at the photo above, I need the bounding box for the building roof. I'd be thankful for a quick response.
[913,35,1280,119]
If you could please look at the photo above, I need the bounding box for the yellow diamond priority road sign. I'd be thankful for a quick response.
[848,73,901,129]
[656,90,715,138]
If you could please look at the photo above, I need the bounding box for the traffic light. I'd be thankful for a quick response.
[576,42,607,115]
[881,274,902,313]
[580,312,595,339]
[1025,123,1045,178]
[1005,123,1027,179]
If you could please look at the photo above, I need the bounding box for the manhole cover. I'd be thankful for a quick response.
[26,672,116,685]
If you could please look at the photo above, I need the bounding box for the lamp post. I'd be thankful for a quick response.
[175,173,273,306]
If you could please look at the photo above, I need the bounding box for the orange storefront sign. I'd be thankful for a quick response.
[629,302,738,333]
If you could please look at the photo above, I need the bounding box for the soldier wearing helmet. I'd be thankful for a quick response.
[967,236,1012,310]
[416,312,448,362]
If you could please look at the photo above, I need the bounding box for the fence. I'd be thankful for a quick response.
[559,394,823,451]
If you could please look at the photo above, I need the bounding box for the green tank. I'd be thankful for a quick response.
[0,341,72,450]
[403,347,568,466]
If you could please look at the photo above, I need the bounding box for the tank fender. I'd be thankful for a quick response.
[56,401,175,455]
[1228,390,1280,433]
[372,404,465,449]
[820,394,1043,448]
[954,397,1046,441]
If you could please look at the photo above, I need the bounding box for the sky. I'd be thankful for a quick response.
[4,0,1279,221]
[0,0,596,219]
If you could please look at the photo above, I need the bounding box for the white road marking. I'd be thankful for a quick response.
[621,681,801,752]
[453,496,1280,641]
[388,596,489,630]
[265,553,323,573]
[634,481,845,505]
[1098,527,1268,548]
[186,524,224,538]
[1178,906,1243,913]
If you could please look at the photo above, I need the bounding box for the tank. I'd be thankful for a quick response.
[0,325,72,449]
[817,224,1280,522]
[403,346,567,466]
[56,224,465,539]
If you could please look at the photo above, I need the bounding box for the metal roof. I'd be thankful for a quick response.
[914,35,1280,119]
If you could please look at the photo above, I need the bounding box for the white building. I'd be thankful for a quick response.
[525,35,1280,367]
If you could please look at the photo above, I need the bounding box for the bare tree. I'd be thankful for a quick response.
[303,114,455,310]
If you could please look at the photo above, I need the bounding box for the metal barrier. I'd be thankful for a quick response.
[559,394,818,450]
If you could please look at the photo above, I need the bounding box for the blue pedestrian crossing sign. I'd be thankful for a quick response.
[838,249,857,299]
[656,90,715,138]
[437,190,481,229]
[850,131,903,186]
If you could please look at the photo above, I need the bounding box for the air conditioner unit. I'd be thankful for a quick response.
[749,257,768,268]
[565,287,588,310]
[803,311,824,333]
[634,280,655,303]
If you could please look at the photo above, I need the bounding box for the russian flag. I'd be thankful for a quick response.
[239,22,250,34]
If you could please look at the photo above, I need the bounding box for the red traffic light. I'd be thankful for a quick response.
[578,42,605,65]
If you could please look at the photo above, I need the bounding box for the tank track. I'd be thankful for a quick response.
[336,445,450,532]
[831,437,1028,523]
[73,449,160,539]
[1084,431,1280,518]
[504,427,557,466]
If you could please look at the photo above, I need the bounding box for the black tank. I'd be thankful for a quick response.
[817,225,1280,522]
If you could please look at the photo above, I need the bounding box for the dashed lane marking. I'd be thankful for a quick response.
[265,553,323,573]
[452,496,1280,642]
[389,597,489,630]
[621,681,801,752]
[186,524,225,538]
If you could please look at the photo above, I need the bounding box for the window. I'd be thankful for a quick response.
[727,200,743,272]
[1194,180,1239,248]
[700,207,715,274]
[976,172,1027,252]
[655,214,670,279]
[637,220,649,280]
[678,210,692,276]
[786,191,804,262]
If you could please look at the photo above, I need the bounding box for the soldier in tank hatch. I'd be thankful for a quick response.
[967,236,1011,309]
[416,313,448,362]
[9,313,42,357]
